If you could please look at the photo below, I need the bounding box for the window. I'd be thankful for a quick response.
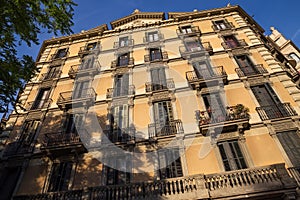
[54,48,68,59]
[147,31,159,42]
[63,114,84,135]
[214,20,230,30]
[218,140,247,171]
[117,53,130,66]
[277,131,300,166]
[113,73,129,97]
[73,81,90,99]
[288,53,300,63]
[180,25,192,34]
[202,93,226,123]
[149,48,162,61]
[234,55,258,76]
[44,66,60,80]
[223,35,239,48]
[153,101,173,124]
[119,36,129,47]
[109,105,129,142]
[19,120,40,146]
[32,87,51,110]
[185,39,202,51]
[48,162,73,192]
[104,158,131,185]
[86,42,97,51]
[158,149,183,179]
[80,56,95,70]
[192,61,214,79]
[150,67,167,91]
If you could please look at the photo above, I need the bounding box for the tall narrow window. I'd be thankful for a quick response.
[180,25,192,34]
[73,81,90,99]
[32,87,51,110]
[202,93,226,123]
[110,105,129,142]
[44,66,60,80]
[214,20,230,30]
[54,48,67,59]
[223,35,239,48]
[48,162,73,192]
[149,48,162,61]
[218,140,247,171]
[81,56,95,70]
[19,120,40,146]
[235,55,258,76]
[63,114,84,136]
[193,61,214,79]
[152,101,174,136]
[104,158,131,185]
[277,131,300,166]
[113,74,129,97]
[158,149,183,179]
[119,36,129,47]
[147,31,159,42]
[150,67,167,91]
[117,53,130,66]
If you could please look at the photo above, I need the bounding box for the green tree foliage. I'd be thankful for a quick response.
[0,0,77,113]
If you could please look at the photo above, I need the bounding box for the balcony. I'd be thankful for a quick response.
[68,62,101,78]
[212,22,234,31]
[78,44,100,57]
[113,39,134,53]
[256,103,298,121]
[145,79,174,93]
[41,131,86,155]
[26,99,52,111]
[235,64,268,77]
[186,66,228,90]
[144,51,168,63]
[179,42,213,59]
[2,141,34,158]
[57,88,96,110]
[39,71,61,81]
[111,57,134,68]
[196,105,250,134]
[148,119,183,140]
[176,26,201,38]
[143,33,164,45]
[103,127,135,144]
[49,51,69,65]
[106,85,135,99]
[13,163,297,200]
[221,39,247,50]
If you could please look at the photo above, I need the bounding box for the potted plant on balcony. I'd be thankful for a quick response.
[234,104,249,119]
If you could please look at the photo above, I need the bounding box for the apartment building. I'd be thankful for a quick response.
[1,5,300,200]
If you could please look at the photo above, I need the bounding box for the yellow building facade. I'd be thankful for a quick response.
[1,5,300,200]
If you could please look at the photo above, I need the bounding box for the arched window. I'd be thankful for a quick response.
[288,53,300,63]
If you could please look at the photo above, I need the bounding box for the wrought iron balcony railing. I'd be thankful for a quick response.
[26,99,52,111]
[256,103,297,121]
[211,22,234,31]
[221,39,247,50]
[176,26,201,37]
[13,163,297,200]
[39,71,61,81]
[111,57,134,68]
[57,88,96,108]
[235,64,268,77]
[186,66,227,82]
[2,141,34,157]
[106,85,135,99]
[43,132,81,147]
[78,44,100,57]
[145,78,174,93]
[179,42,212,58]
[196,105,249,126]
[144,51,168,62]
[104,126,135,144]
[113,39,134,49]
[148,119,183,139]
[68,62,101,78]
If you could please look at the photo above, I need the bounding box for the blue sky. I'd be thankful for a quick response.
[19,0,300,60]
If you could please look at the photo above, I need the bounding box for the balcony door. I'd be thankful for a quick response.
[113,74,129,97]
[150,48,162,61]
[19,120,40,146]
[48,162,73,192]
[110,105,129,142]
[223,35,239,48]
[81,56,95,70]
[119,36,129,47]
[202,93,226,123]
[185,39,202,51]
[235,55,258,76]
[150,67,167,91]
[117,53,129,66]
[193,62,214,79]
[63,114,83,139]
[158,149,183,179]
[32,87,51,109]
[147,31,159,42]
[73,81,90,99]
[45,66,60,80]
[251,84,288,118]
[180,25,192,34]
[153,101,174,135]
[104,158,131,185]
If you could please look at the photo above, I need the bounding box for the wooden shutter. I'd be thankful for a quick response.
[277,131,300,166]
